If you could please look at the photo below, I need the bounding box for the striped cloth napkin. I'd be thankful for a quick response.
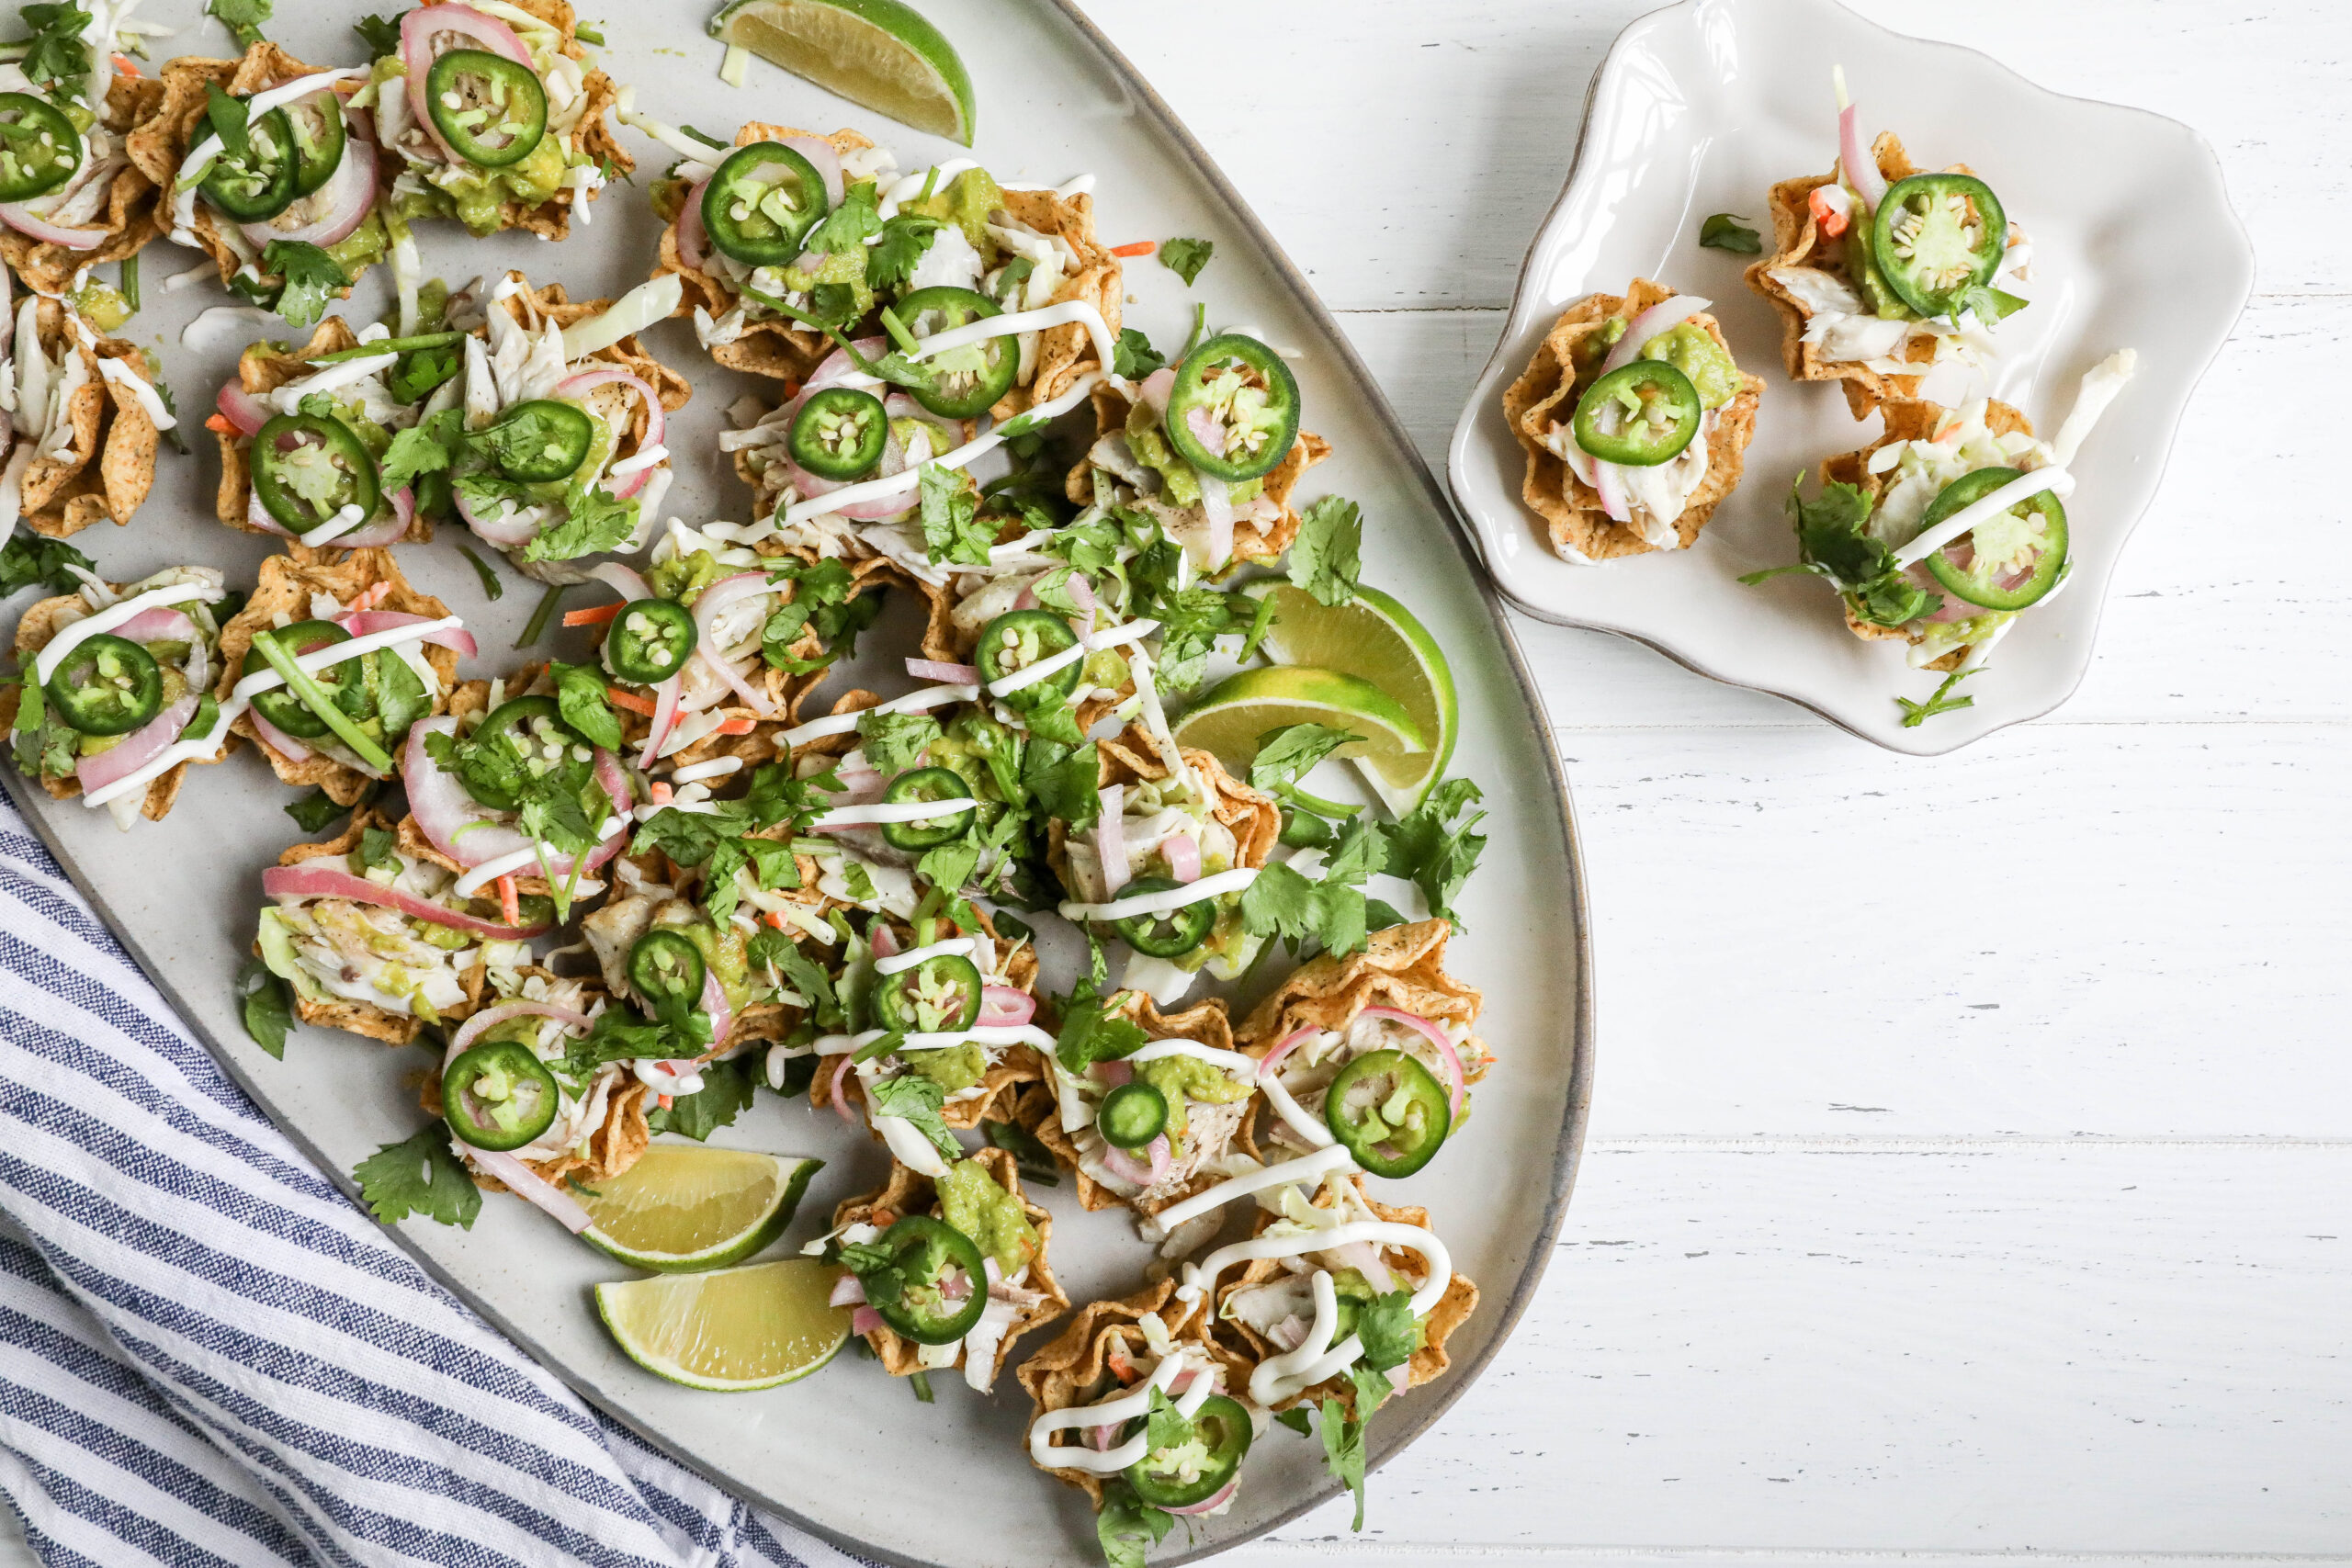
[0,787,872,1568]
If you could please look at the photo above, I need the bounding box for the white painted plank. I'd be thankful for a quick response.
[1085,0,2343,310]
[1551,721,2352,1140]
[1235,1144,2352,1557]
[1328,294,2352,728]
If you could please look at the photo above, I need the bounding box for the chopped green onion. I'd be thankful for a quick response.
[309,329,466,364]
[909,1371,934,1404]
[1179,301,1207,359]
[252,628,394,773]
[119,254,138,314]
[456,543,503,601]
[515,583,565,649]
[574,22,604,43]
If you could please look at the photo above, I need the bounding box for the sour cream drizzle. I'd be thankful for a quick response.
[1150,1144,1356,1234]
[777,682,976,746]
[227,616,466,700]
[874,935,978,976]
[1027,1347,1215,1473]
[1178,1219,1453,1322]
[810,797,981,829]
[779,372,1102,525]
[1888,468,2074,570]
[32,582,222,684]
[1057,866,1260,924]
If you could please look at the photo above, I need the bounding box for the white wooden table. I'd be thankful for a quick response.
[5,2,2344,1563]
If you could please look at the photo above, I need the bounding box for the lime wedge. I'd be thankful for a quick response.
[579,1146,820,1273]
[1239,582,1459,814]
[596,1258,851,1391]
[1172,666,1425,789]
[708,0,975,146]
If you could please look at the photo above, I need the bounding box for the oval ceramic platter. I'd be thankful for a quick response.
[0,1,1591,1563]
[1447,0,2254,755]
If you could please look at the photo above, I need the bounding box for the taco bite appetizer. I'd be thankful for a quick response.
[3,563,229,826]
[1749,352,2136,720]
[0,276,165,538]
[1746,73,2032,417]
[1501,277,1763,563]
[820,1147,1067,1393]
[0,0,164,291]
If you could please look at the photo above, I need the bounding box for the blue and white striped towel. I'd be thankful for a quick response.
[0,787,873,1568]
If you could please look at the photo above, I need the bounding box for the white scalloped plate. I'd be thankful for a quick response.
[1447,0,2253,754]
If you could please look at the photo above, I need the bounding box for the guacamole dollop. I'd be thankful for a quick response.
[936,1157,1040,1278]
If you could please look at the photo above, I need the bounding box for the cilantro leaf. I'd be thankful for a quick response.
[1145,1386,1188,1451]
[354,13,400,56]
[377,410,459,493]
[645,1055,757,1140]
[261,241,348,330]
[917,462,994,566]
[630,805,743,868]
[867,1074,963,1161]
[233,957,291,1058]
[205,0,271,49]
[1741,475,1937,628]
[1896,667,1979,728]
[203,82,250,163]
[521,485,639,563]
[387,344,461,403]
[1111,327,1164,380]
[1095,1479,1172,1568]
[980,1118,1059,1187]
[352,1125,481,1228]
[750,931,842,1028]
[21,3,91,89]
[1698,212,1761,254]
[866,214,941,294]
[0,529,91,598]
[355,825,400,875]
[283,787,352,833]
[1158,237,1214,286]
[1022,739,1099,829]
[1379,776,1487,927]
[1320,1396,1370,1530]
[1289,495,1363,608]
[803,180,880,256]
[858,708,940,773]
[1250,722,1353,795]
[1053,983,1148,1076]
[548,660,623,752]
[1355,1289,1419,1371]
[1274,1407,1314,1436]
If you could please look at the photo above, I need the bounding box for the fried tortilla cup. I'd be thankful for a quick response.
[1500,277,1765,564]
[653,123,875,383]
[126,44,377,298]
[395,670,625,900]
[1816,397,2036,671]
[1745,132,2007,419]
[379,0,631,241]
[0,571,232,819]
[1024,991,1261,1218]
[1068,376,1331,568]
[215,276,688,554]
[214,548,460,805]
[0,74,166,296]
[1208,1174,1479,1411]
[13,297,163,540]
[1046,726,1283,894]
[214,316,431,548]
[1014,1275,1249,1506]
[266,807,508,1045]
[1238,919,1491,1160]
[986,183,1121,420]
[417,969,655,1190]
[811,908,1043,1131]
[830,1147,1069,1389]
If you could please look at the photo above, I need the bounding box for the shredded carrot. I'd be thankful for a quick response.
[110,52,140,77]
[1807,186,1849,238]
[204,412,238,435]
[495,875,519,927]
[649,781,673,806]
[763,908,787,930]
[349,581,391,612]
[605,685,657,715]
[1110,240,1157,258]
[563,602,624,628]
[658,1093,673,1111]
[710,716,756,737]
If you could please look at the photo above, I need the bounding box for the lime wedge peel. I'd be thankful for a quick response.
[1171,665,1426,787]
[1234,583,1460,814]
[708,0,976,146]
[580,1147,820,1274]
[596,1258,852,1392]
